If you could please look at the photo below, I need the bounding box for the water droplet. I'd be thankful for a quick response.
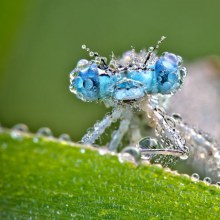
[141,154,151,160]
[57,210,61,215]
[172,113,182,121]
[180,67,187,78]
[10,130,23,141]
[148,47,154,52]
[77,59,89,70]
[69,84,77,94]
[81,44,86,49]
[177,56,183,66]
[165,116,176,127]
[80,148,85,154]
[89,51,94,57]
[95,56,101,63]
[215,182,220,187]
[139,137,158,160]
[37,127,53,137]
[191,173,200,181]
[59,133,71,142]
[98,148,107,156]
[203,177,212,184]
[214,150,220,159]
[180,153,188,160]
[10,123,29,141]
[12,124,29,132]
[121,146,141,164]
[118,153,125,163]
[139,137,158,149]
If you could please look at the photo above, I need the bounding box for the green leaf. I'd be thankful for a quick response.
[0,130,220,219]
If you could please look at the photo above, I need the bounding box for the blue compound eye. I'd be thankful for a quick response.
[155,53,183,94]
[155,52,178,74]
[72,62,100,101]
[83,78,94,90]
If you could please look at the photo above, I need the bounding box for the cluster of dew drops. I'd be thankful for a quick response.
[1,123,220,188]
[0,123,72,146]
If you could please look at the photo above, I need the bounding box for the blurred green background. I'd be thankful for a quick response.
[1,0,220,141]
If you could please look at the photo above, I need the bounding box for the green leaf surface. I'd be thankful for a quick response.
[0,130,220,219]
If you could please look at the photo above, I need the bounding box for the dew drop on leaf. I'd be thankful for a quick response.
[37,127,53,137]
[121,146,141,164]
[203,177,212,184]
[191,173,200,181]
[12,123,29,132]
[59,133,71,142]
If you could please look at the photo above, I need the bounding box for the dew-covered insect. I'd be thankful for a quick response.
[69,37,220,182]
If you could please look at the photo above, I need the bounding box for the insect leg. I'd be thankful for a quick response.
[173,115,220,181]
[128,114,142,146]
[139,96,188,158]
[81,108,123,144]
[108,109,132,151]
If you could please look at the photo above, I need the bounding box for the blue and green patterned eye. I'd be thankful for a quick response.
[71,61,100,101]
[155,52,184,94]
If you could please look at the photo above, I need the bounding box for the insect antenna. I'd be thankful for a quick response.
[110,51,120,69]
[144,36,166,64]
[81,44,108,69]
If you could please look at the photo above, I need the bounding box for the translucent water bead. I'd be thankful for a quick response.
[139,136,159,160]
[37,127,53,137]
[180,153,188,160]
[203,177,212,184]
[11,123,29,141]
[59,133,72,142]
[191,173,200,181]
[12,124,29,132]
[215,182,220,187]
[118,146,141,164]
